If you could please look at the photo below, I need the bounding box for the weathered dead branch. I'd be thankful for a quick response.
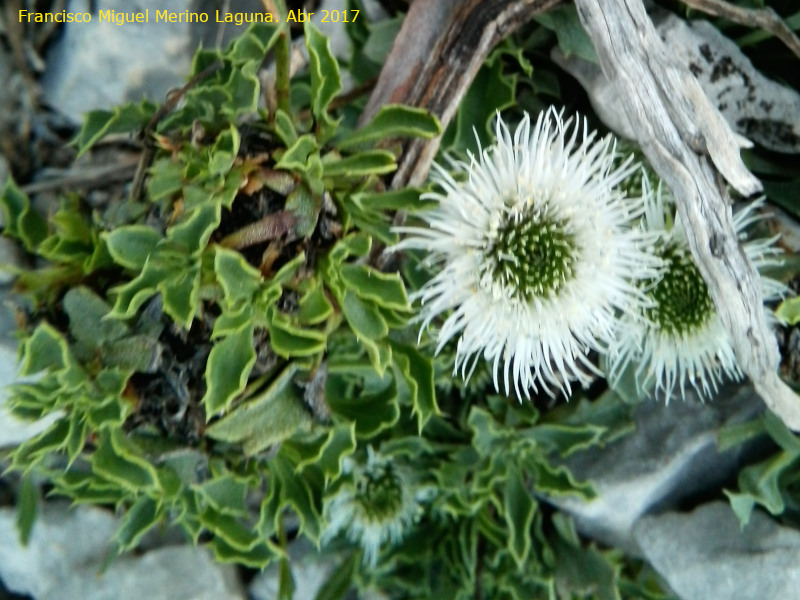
[575,0,800,429]
[361,0,564,189]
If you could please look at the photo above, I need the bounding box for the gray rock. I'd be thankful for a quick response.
[0,503,243,600]
[553,7,800,153]
[545,385,763,552]
[249,538,338,600]
[634,502,800,600]
[41,0,194,124]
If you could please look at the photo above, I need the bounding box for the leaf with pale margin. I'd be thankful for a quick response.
[205,364,312,453]
[202,325,257,417]
[336,105,441,149]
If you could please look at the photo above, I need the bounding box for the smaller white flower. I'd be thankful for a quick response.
[321,448,428,566]
[608,179,787,400]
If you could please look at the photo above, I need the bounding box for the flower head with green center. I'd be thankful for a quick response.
[607,180,787,400]
[321,448,430,566]
[393,108,660,398]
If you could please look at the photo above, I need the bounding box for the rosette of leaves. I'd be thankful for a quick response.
[0,21,443,566]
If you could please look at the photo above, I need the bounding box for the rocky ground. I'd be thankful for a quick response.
[2,1,800,599]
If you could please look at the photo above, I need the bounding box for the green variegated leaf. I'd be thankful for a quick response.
[326,374,399,438]
[530,456,595,499]
[200,506,259,551]
[103,225,162,271]
[212,303,254,338]
[322,150,396,178]
[196,475,249,516]
[91,429,158,491]
[16,473,38,545]
[277,134,318,172]
[339,264,409,311]
[19,323,71,376]
[468,407,512,457]
[11,419,70,471]
[66,415,88,465]
[328,233,372,265]
[268,308,327,358]
[202,325,256,417]
[286,423,357,481]
[205,364,311,454]
[552,515,620,600]
[208,126,241,175]
[165,202,221,256]
[350,188,431,211]
[160,263,201,327]
[274,109,298,146]
[63,287,128,345]
[340,290,388,340]
[227,22,281,63]
[336,105,441,149]
[209,537,278,569]
[147,158,184,202]
[505,465,536,568]
[521,423,606,458]
[74,99,157,156]
[391,342,438,432]
[305,22,342,134]
[339,196,397,245]
[223,62,260,117]
[115,495,160,551]
[215,247,263,304]
[261,453,322,543]
[0,178,47,251]
[298,280,333,325]
[108,259,169,320]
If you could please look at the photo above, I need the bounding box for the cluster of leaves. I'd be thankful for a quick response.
[0,19,440,566]
[355,388,671,600]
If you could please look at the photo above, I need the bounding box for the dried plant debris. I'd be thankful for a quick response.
[553,5,800,153]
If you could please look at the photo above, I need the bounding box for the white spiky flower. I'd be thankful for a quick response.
[321,448,429,566]
[607,179,787,400]
[393,107,660,398]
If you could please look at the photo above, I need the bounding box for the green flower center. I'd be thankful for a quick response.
[646,242,714,335]
[485,205,577,301]
[356,463,404,521]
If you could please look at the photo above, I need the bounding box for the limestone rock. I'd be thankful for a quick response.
[0,503,243,600]
[545,385,764,552]
[634,502,800,600]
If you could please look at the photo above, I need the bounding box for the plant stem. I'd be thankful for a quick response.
[266,0,292,117]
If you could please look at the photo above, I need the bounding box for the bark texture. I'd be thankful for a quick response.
[362,0,564,188]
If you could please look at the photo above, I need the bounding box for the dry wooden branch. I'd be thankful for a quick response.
[361,0,564,189]
[681,0,800,61]
[574,0,800,430]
